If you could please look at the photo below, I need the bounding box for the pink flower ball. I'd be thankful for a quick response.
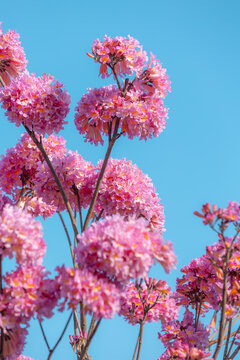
[74,84,168,145]
[95,158,165,231]
[0,72,70,136]
[0,23,27,86]
[91,35,148,78]
[76,215,162,282]
[0,204,46,265]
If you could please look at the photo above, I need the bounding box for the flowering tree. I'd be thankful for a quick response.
[0,23,239,360]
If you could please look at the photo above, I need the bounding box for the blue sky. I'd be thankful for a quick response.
[1,1,240,359]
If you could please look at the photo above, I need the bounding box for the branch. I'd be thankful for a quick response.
[39,321,51,351]
[57,211,76,266]
[83,118,120,230]
[23,125,79,238]
[78,318,102,360]
[47,312,72,360]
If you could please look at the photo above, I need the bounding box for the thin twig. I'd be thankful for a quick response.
[136,321,145,360]
[78,318,102,360]
[230,345,240,359]
[223,319,232,359]
[132,334,140,360]
[83,118,120,231]
[23,125,78,237]
[226,324,240,358]
[57,211,75,266]
[87,317,96,340]
[213,246,231,359]
[47,312,72,360]
[109,64,122,91]
[76,190,83,233]
[39,321,51,351]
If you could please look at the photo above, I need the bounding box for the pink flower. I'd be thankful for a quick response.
[119,278,179,325]
[55,266,121,319]
[0,132,67,217]
[0,23,27,87]
[91,35,148,78]
[0,204,46,265]
[95,158,165,231]
[2,265,47,321]
[75,85,168,145]
[76,215,175,282]
[35,150,96,212]
[16,356,34,360]
[0,72,70,136]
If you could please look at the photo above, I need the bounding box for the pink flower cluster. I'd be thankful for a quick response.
[2,265,47,322]
[74,85,168,145]
[194,201,240,226]
[0,72,70,136]
[75,35,171,145]
[35,150,96,212]
[175,255,220,312]
[55,266,121,319]
[119,278,179,325]
[95,158,165,231]
[0,133,67,217]
[76,215,176,282]
[0,23,27,86]
[16,356,34,360]
[159,309,212,360]
[0,204,46,265]
[90,35,148,78]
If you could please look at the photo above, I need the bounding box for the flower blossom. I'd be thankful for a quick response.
[95,158,165,231]
[74,85,168,145]
[119,278,179,325]
[194,201,240,226]
[0,72,70,136]
[90,35,148,78]
[0,204,46,265]
[0,132,67,217]
[0,23,27,87]
[35,150,96,212]
[55,266,121,319]
[76,215,176,282]
[2,265,47,322]
[16,356,34,360]
[159,309,211,359]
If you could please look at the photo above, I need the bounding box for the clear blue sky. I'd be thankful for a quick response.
[1,1,240,359]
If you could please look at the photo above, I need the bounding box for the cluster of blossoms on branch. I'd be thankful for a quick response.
[0,23,179,360]
[1,22,239,360]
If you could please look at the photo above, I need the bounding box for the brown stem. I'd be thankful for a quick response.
[87,316,96,340]
[132,334,140,360]
[226,324,240,358]
[83,118,120,231]
[109,64,122,91]
[16,185,26,206]
[80,302,87,335]
[39,321,51,351]
[213,247,231,359]
[47,312,72,360]
[78,318,102,360]
[76,190,83,233]
[230,345,240,359]
[57,211,76,266]
[23,125,78,238]
[223,319,232,359]
[136,321,145,360]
